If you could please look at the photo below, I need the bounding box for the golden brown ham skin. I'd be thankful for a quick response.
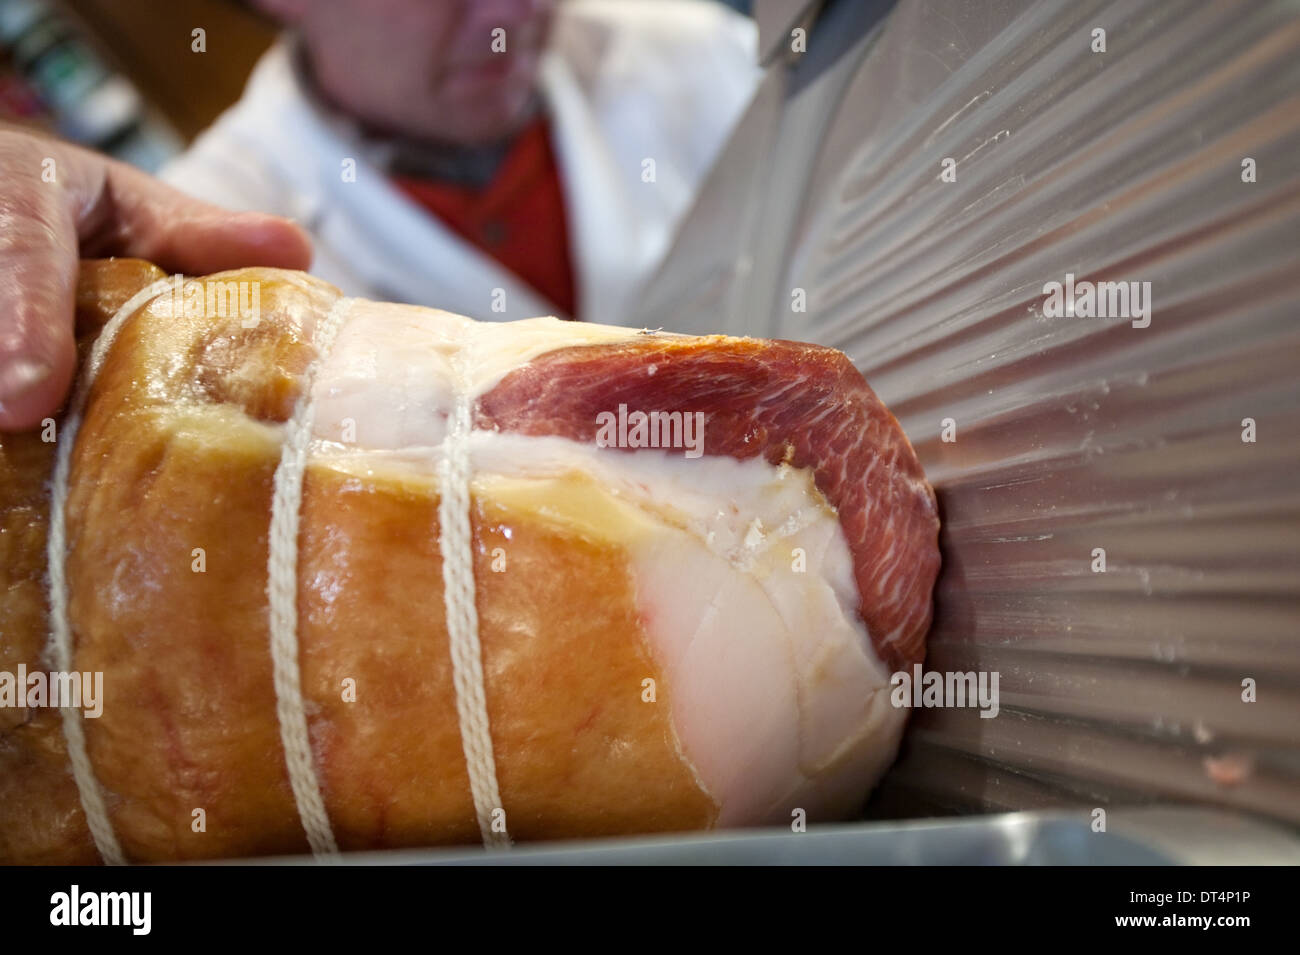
[1,259,941,862]
[0,260,716,863]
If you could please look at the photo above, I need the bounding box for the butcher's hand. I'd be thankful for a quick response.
[0,128,312,431]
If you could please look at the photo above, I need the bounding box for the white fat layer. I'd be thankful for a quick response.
[466,432,905,824]
[302,299,905,822]
[310,300,644,449]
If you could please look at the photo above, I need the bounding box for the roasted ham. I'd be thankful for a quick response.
[0,260,939,862]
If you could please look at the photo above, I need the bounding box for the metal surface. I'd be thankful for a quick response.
[635,0,1300,827]
[753,0,822,65]
[235,809,1300,866]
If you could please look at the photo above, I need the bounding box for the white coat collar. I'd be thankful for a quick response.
[263,39,560,321]
[249,35,663,326]
[535,49,649,326]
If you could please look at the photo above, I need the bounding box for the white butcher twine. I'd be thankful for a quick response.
[50,283,511,861]
[46,276,176,866]
[266,295,355,860]
[438,331,511,849]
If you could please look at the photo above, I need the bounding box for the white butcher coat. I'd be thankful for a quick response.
[160,0,760,324]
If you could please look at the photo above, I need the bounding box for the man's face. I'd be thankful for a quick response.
[271,0,557,145]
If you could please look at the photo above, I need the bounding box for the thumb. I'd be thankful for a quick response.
[0,132,312,432]
[77,153,314,275]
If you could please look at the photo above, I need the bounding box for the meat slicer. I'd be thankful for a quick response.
[361,0,1299,864]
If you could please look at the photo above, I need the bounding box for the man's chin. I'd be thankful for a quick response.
[442,58,536,102]
[435,89,540,146]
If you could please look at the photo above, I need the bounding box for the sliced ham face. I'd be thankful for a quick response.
[0,262,940,863]
[475,333,942,675]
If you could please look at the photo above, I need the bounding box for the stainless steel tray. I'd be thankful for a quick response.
[232,808,1299,865]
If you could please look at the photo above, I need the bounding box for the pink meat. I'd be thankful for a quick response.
[476,335,941,672]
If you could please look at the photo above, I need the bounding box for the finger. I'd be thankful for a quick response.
[0,135,314,431]
[78,154,314,274]
[0,135,80,431]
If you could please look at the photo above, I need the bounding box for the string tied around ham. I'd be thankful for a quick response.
[269,294,512,855]
[439,327,512,850]
[45,278,353,864]
[48,279,510,863]
[265,294,356,860]
[46,275,179,866]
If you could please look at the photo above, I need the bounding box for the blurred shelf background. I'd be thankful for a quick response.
[0,0,273,169]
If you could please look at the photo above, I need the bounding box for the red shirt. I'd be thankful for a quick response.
[391,118,578,319]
